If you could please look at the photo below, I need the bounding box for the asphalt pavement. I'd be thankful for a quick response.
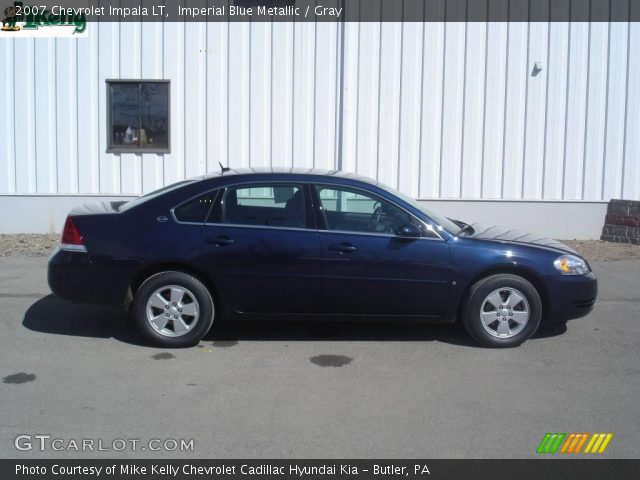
[0,257,638,458]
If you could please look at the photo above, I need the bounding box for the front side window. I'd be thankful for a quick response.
[315,185,423,235]
[214,184,306,228]
[107,80,169,153]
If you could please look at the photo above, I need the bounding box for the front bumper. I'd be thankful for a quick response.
[544,271,598,323]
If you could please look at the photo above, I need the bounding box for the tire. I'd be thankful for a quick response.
[461,274,542,348]
[132,271,215,348]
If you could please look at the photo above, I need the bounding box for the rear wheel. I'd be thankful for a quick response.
[132,271,214,348]
[462,274,542,348]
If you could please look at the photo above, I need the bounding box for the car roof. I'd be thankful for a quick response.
[199,167,378,185]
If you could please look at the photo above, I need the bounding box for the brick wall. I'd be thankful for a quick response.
[601,200,640,244]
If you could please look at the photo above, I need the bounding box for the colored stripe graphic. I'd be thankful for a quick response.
[536,433,566,453]
[584,433,613,454]
[538,433,613,454]
[560,433,589,454]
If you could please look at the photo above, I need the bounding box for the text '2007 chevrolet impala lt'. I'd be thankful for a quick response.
[48,169,597,348]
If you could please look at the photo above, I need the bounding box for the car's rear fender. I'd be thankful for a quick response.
[126,261,220,311]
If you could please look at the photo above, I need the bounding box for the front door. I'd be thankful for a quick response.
[313,185,451,316]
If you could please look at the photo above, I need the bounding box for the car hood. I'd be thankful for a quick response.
[466,223,579,255]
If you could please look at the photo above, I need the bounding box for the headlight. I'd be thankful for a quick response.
[554,254,590,275]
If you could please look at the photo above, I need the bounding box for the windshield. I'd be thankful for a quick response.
[119,180,196,212]
[376,182,461,235]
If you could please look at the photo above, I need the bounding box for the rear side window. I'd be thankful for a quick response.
[173,191,218,223]
[213,184,306,228]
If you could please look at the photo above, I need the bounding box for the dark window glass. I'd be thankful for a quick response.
[108,81,169,152]
[315,185,425,236]
[216,184,306,228]
[174,191,218,223]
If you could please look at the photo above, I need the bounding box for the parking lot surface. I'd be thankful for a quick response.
[1,257,638,458]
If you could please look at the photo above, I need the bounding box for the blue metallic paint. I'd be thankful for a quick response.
[48,169,597,325]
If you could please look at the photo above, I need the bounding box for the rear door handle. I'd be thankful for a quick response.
[205,236,235,246]
[329,243,357,253]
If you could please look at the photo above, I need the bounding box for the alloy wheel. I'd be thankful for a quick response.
[146,285,200,337]
[479,287,530,339]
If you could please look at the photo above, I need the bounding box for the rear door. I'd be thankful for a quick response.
[312,184,451,316]
[197,183,322,314]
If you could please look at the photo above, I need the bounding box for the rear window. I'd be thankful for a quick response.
[119,180,196,212]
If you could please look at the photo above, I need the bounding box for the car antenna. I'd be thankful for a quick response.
[219,162,230,174]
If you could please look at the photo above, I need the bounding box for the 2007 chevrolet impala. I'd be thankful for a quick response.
[48,169,597,348]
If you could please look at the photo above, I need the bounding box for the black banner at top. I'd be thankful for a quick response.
[1,0,639,23]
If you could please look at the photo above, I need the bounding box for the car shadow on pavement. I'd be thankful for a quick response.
[23,295,568,348]
[204,320,567,347]
[23,295,147,346]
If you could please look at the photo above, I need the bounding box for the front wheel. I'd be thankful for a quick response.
[132,271,215,348]
[462,274,542,348]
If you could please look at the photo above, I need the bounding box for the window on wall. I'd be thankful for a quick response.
[107,80,170,153]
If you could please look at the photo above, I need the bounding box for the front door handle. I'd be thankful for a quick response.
[205,236,235,246]
[329,243,357,253]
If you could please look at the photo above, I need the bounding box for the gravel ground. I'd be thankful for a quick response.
[562,240,640,262]
[0,234,59,257]
[1,234,640,262]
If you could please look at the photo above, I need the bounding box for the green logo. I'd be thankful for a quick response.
[1,1,87,34]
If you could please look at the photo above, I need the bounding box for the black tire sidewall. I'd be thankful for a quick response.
[463,274,542,348]
[132,271,214,348]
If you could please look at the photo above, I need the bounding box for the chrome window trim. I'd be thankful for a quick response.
[203,223,317,234]
[169,179,446,240]
[200,222,443,239]
[316,229,445,242]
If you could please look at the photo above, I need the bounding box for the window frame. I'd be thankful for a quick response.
[106,79,171,154]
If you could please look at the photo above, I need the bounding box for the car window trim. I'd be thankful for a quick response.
[311,183,444,240]
[202,223,319,234]
[170,179,445,240]
[317,229,445,241]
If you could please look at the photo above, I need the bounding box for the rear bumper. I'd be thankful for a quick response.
[48,248,134,308]
[544,271,598,323]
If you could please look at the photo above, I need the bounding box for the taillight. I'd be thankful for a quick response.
[60,217,87,252]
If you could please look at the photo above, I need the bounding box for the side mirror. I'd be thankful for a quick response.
[397,223,422,238]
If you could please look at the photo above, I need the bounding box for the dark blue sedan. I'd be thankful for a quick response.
[48,169,597,348]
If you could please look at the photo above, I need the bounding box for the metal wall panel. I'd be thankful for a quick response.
[1,16,639,201]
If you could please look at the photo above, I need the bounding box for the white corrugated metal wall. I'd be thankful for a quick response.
[1,16,640,201]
